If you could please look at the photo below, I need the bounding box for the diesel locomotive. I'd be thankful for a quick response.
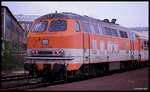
[24,12,149,81]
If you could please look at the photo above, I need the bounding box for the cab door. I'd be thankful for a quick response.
[83,32,90,63]
[130,39,134,60]
[80,22,91,64]
[129,32,135,60]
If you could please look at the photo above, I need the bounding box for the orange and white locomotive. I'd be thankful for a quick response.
[25,12,149,81]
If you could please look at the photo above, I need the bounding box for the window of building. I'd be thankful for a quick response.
[21,23,26,30]
[6,14,12,29]
[26,24,30,31]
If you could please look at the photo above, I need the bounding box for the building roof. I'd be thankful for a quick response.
[14,15,40,22]
[1,6,24,32]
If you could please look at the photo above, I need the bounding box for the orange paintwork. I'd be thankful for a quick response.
[27,18,140,51]
[140,58,149,61]
[51,64,54,71]
[66,64,82,71]
[27,19,83,49]
[27,17,148,71]
[36,63,43,71]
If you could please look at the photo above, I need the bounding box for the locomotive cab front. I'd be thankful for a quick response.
[25,14,83,79]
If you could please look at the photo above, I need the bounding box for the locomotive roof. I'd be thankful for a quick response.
[37,12,117,25]
[36,12,129,31]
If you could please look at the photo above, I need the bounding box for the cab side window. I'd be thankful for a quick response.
[75,21,80,32]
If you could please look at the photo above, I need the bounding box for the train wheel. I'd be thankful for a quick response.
[120,62,126,71]
[74,70,85,80]
[133,62,137,69]
[98,65,106,76]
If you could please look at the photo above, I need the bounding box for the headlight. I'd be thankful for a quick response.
[42,39,49,45]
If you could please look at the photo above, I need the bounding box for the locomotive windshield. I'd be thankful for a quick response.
[49,20,67,32]
[32,21,48,32]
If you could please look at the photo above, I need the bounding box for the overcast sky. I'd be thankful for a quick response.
[2,1,149,28]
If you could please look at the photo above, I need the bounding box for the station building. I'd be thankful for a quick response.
[14,14,39,37]
[1,6,26,55]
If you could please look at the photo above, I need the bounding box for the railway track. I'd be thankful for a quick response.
[1,66,148,91]
[1,72,67,91]
[2,74,34,82]
[1,75,46,91]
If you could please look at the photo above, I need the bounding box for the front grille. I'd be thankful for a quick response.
[38,51,53,54]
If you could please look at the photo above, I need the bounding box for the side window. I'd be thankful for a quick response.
[98,26,103,35]
[104,27,112,36]
[89,24,96,34]
[80,22,87,33]
[80,22,91,33]
[111,29,118,37]
[124,32,128,38]
[101,26,106,35]
[119,30,124,38]
[75,21,80,32]
[119,30,128,38]
[85,23,91,33]
[93,25,99,34]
